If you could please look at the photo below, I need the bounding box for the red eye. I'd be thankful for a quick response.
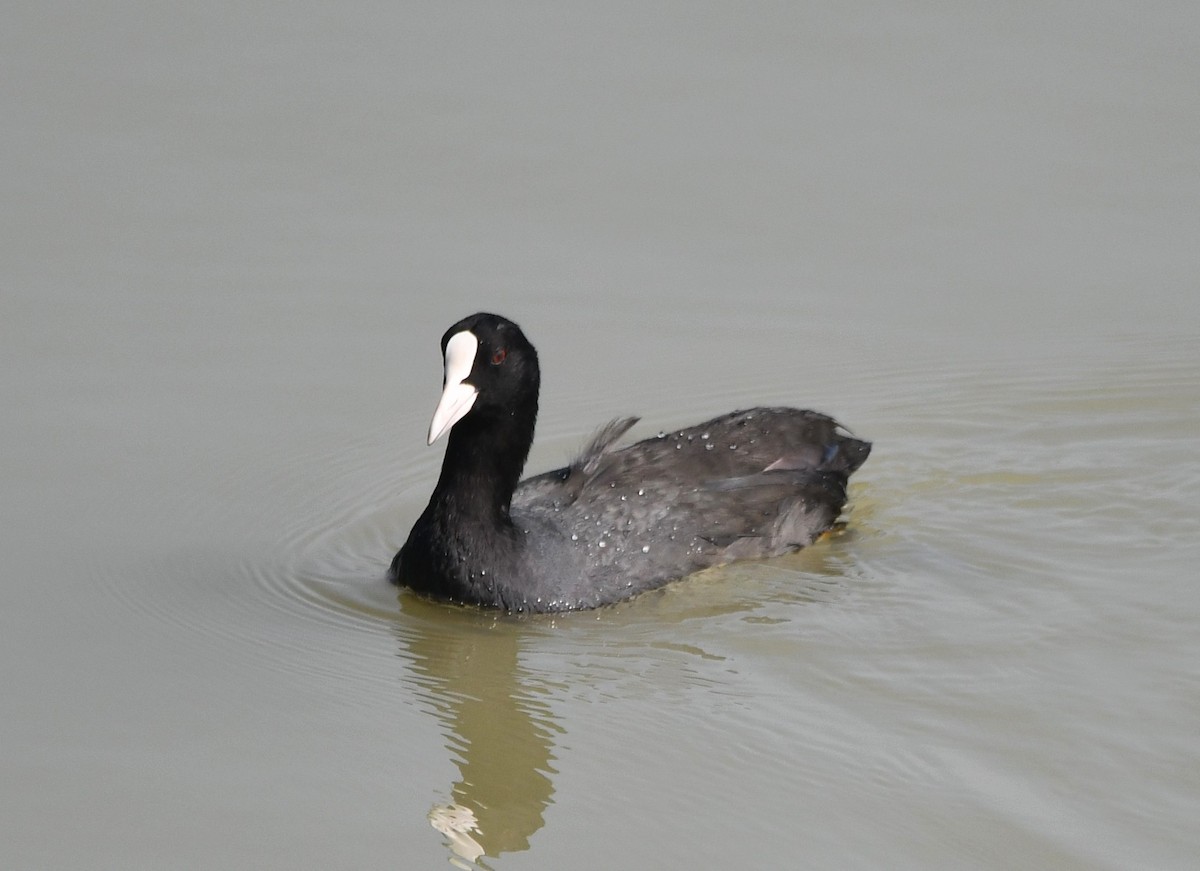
[491,348,507,365]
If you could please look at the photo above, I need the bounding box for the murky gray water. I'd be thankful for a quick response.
[4,3,1199,869]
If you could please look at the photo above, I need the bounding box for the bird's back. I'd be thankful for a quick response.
[511,407,870,608]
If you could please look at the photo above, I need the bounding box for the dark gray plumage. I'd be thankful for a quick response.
[390,313,870,612]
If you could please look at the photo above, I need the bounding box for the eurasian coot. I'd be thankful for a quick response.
[390,313,870,612]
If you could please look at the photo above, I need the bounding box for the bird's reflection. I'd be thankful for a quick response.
[395,594,560,867]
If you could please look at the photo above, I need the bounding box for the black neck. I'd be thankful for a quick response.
[430,397,538,524]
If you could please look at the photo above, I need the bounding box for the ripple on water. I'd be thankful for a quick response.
[102,335,1199,673]
[83,331,1199,868]
[102,334,1199,654]
[86,421,435,708]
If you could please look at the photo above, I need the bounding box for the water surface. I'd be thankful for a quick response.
[3,3,1199,869]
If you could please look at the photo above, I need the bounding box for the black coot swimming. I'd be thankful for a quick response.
[390,313,870,612]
